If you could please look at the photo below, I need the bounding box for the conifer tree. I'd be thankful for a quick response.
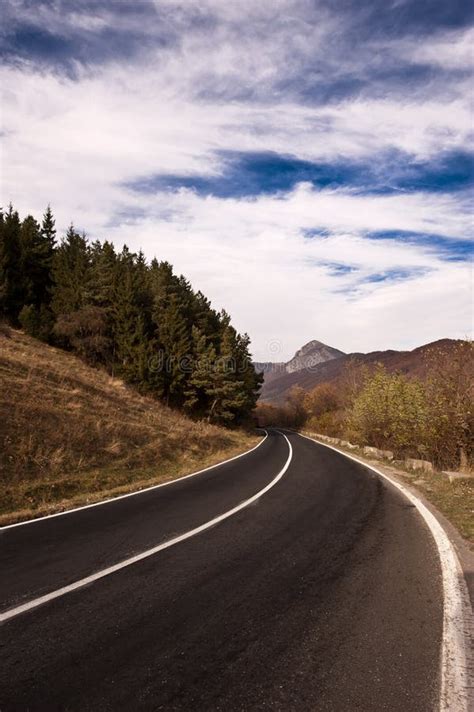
[153,291,192,406]
[19,215,54,307]
[134,250,153,315]
[41,205,56,248]
[206,325,248,422]
[51,225,91,316]
[192,290,222,347]
[17,213,55,339]
[112,247,155,385]
[0,205,23,323]
[184,326,215,415]
[89,240,117,311]
[232,330,263,417]
[186,324,250,423]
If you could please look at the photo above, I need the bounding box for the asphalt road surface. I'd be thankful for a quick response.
[0,429,443,711]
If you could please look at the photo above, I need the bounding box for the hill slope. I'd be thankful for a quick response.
[259,338,462,403]
[0,329,258,525]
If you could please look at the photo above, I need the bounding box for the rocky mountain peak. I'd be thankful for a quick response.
[286,340,345,373]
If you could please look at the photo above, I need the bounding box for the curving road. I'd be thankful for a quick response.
[0,429,444,711]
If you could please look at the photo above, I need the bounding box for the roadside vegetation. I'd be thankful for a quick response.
[258,341,473,541]
[257,340,473,472]
[0,329,260,525]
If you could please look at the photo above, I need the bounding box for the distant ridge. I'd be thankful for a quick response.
[257,338,462,403]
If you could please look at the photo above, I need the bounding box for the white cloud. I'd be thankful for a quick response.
[404,27,474,70]
[1,59,471,225]
[103,186,472,359]
[0,1,472,359]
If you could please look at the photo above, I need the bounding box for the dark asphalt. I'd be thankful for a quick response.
[0,429,442,711]
[0,431,287,611]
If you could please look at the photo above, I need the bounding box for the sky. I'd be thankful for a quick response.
[1,0,473,361]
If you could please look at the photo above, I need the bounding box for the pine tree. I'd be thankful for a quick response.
[0,205,23,323]
[135,250,152,312]
[112,247,155,386]
[149,260,193,405]
[19,214,55,307]
[51,225,91,316]
[89,240,117,311]
[41,205,56,249]
[185,324,250,423]
[153,292,192,406]
[216,314,263,421]
[232,330,263,419]
[51,225,95,353]
[184,326,215,415]
[14,212,56,339]
[192,290,222,347]
[205,326,248,423]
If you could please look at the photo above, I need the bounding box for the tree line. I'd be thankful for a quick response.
[0,204,262,424]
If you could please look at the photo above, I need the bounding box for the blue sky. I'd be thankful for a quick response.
[1,0,472,359]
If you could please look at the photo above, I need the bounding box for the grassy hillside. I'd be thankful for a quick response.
[0,328,259,525]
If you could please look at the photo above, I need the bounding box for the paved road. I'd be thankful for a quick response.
[0,430,442,711]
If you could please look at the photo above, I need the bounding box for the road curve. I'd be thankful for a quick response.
[0,429,443,711]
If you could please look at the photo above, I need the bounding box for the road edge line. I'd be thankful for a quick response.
[299,432,473,712]
[0,432,292,623]
[1,431,269,531]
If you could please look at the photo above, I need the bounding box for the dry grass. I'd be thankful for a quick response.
[0,330,259,524]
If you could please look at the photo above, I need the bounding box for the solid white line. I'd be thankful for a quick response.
[0,432,269,531]
[0,432,292,623]
[299,432,473,712]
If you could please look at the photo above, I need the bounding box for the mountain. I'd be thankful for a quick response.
[254,339,344,385]
[285,340,345,372]
[257,338,462,404]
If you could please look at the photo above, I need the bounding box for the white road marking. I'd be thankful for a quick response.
[1,432,268,530]
[300,432,473,712]
[0,432,292,623]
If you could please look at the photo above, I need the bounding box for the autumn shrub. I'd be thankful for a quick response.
[422,341,473,469]
[257,341,472,471]
[348,367,429,456]
[347,346,473,469]
[284,386,308,427]
[303,382,343,436]
[306,411,343,437]
[304,383,340,417]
